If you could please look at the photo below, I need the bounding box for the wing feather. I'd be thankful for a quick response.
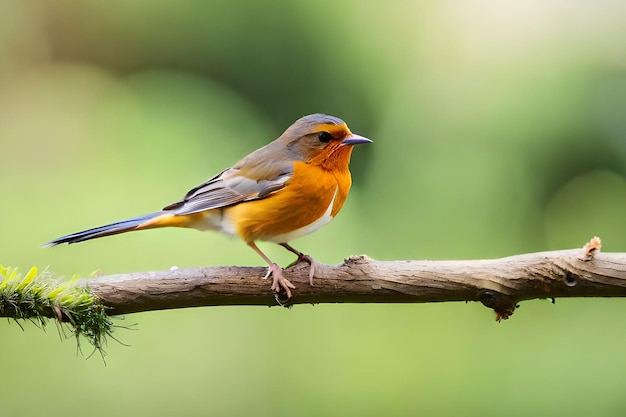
[163,164,293,216]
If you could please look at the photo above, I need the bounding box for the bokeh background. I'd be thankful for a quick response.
[2,1,626,416]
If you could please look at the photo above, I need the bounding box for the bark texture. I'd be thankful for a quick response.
[84,241,626,320]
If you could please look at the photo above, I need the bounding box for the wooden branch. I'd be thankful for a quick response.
[81,237,626,320]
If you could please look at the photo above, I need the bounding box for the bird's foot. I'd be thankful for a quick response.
[281,243,319,286]
[292,253,318,286]
[263,263,296,298]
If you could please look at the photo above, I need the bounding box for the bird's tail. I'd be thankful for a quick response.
[42,211,165,247]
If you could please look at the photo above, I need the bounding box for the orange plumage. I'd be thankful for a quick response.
[43,114,371,298]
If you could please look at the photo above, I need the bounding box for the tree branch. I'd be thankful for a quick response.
[81,237,626,320]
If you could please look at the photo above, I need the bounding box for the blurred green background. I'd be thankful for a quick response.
[2,1,626,416]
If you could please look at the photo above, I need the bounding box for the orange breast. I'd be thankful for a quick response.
[225,161,352,243]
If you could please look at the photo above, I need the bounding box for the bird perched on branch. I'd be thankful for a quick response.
[43,114,371,298]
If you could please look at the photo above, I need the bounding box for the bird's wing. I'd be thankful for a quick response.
[163,158,294,216]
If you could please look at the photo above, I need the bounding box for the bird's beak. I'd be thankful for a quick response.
[342,133,372,146]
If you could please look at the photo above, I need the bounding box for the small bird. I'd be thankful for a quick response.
[43,114,371,298]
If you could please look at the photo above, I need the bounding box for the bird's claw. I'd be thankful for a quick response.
[284,252,318,286]
[265,263,296,299]
[287,254,318,286]
[298,254,318,286]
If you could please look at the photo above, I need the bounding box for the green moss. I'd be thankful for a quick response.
[0,264,113,354]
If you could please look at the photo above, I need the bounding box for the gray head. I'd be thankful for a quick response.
[272,114,370,163]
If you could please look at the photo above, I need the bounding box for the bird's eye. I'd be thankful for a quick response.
[318,131,333,143]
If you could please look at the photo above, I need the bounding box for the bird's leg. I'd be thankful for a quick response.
[279,242,318,286]
[247,241,295,298]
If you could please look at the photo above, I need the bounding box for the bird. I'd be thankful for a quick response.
[43,113,371,298]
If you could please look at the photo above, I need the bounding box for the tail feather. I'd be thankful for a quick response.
[42,212,164,247]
